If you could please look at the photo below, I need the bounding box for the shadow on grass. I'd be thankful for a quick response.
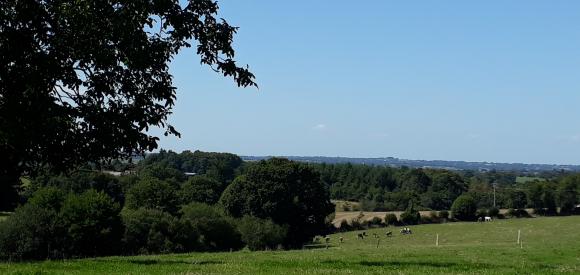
[93,258,223,266]
[320,259,499,270]
[302,244,333,250]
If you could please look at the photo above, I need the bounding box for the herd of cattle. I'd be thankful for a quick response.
[317,227,414,246]
[317,216,494,246]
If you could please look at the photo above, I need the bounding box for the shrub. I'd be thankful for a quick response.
[506,208,517,218]
[400,202,420,225]
[451,195,477,221]
[420,215,433,224]
[517,209,530,217]
[236,216,287,251]
[476,209,488,218]
[429,211,439,223]
[488,207,500,217]
[125,178,179,214]
[121,208,198,254]
[438,210,449,220]
[384,213,398,226]
[339,219,351,231]
[180,203,243,251]
[60,190,123,257]
[369,217,383,227]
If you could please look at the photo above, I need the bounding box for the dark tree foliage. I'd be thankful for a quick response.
[220,158,335,247]
[451,194,477,221]
[0,187,122,260]
[179,175,223,205]
[139,150,243,184]
[180,202,243,251]
[0,0,256,206]
[121,208,198,255]
[28,171,125,203]
[59,190,123,257]
[507,190,528,210]
[125,177,179,214]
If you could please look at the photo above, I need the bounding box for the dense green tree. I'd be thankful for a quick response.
[507,190,528,209]
[0,0,255,208]
[125,178,179,214]
[59,190,123,257]
[558,176,579,214]
[0,187,66,260]
[399,202,420,225]
[220,158,334,247]
[180,203,243,251]
[451,194,477,221]
[179,176,223,205]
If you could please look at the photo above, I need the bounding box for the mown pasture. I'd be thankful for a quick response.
[0,216,578,274]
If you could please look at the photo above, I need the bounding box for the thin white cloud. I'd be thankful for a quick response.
[312,124,327,131]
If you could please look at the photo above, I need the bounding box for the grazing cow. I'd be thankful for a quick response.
[357,233,364,239]
[477,217,483,222]
[363,231,368,237]
[339,236,344,243]
[385,231,392,237]
[400,227,412,235]
[484,216,492,222]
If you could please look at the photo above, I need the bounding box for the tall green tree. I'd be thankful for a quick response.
[0,0,256,209]
[220,158,334,247]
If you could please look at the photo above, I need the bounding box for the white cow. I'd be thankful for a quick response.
[484,216,492,222]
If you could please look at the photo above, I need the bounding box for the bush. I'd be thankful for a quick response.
[488,207,499,217]
[420,215,433,224]
[121,208,198,255]
[438,210,449,220]
[59,190,123,257]
[384,213,398,226]
[451,194,477,221]
[400,202,420,225]
[236,216,287,251]
[429,211,439,223]
[339,219,351,231]
[180,203,243,251]
[506,208,530,218]
[476,209,488,218]
[125,178,179,214]
[368,217,383,227]
[506,208,517,217]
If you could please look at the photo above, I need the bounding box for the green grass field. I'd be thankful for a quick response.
[1,216,578,274]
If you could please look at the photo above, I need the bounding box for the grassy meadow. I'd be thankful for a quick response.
[1,216,578,274]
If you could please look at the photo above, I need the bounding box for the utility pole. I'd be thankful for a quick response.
[493,182,497,208]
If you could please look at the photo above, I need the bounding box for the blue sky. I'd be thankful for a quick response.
[156,1,580,165]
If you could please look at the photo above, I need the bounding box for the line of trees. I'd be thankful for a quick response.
[0,151,333,260]
[311,163,579,214]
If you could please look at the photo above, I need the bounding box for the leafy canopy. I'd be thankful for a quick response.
[0,0,255,194]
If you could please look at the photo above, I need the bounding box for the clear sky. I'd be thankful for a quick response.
[156,1,580,165]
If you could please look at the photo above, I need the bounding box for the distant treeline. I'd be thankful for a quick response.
[309,162,578,213]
